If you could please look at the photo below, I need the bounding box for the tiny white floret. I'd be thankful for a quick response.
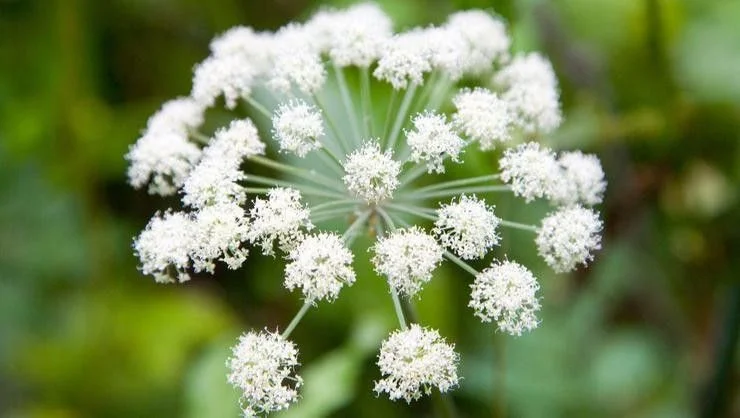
[272,100,324,157]
[536,206,603,273]
[343,141,401,203]
[285,232,356,303]
[434,195,501,260]
[372,227,444,297]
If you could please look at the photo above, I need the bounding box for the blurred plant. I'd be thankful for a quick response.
[124,2,607,416]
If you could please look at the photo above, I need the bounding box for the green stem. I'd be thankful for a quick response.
[313,94,352,154]
[499,219,539,233]
[390,288,408,330]
[248,155,345,191]
[412,174,501,193]
[334,64,363,147]
[443,251,478,276]
[398,163,429,188]
[244,174,347,199]
[386,84,418,153]
[341,210,372,242]
[385,203,436,222]
[361,67,374,137]
[382,89,398,146]
[310,199,359,212]
[282,301,312,339]
[244,95,273,120]
[400,185,511,200]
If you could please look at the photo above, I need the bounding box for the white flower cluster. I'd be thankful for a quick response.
[226,330,302,416]
[470,260,540,336]
[374,324,459,403]
[127,2,607,414]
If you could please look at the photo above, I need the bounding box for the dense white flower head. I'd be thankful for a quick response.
[126,132,201,196]
[374,31,432,90]
[495,53,561,134]
[227,330,302,417]
[374,324,459,403]
[422,26,468,81]
[268,25,326,95]
[551,151,606,206]
[536,206,603,273]
[452,88,511,150]
[308,3,393,67]
[445,10,510,75]
[284,232,356,303]
[499,142,560,202]
[406,111,466,174]
[247,188,313,256]
[192,55,256,109]
[209,26,273,75]
[190,203,250,273]
[133,211,194,283]
[126,98,204,196]
[372,227,444,297]
[434,195,501,260]
[182,119,264,208]
[272,100,324,157]
[343,141,401,203]
[469,260,540,336]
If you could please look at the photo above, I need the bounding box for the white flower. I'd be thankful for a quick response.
[143,97,205,137]
[551,151,606,206]
[133,211,194,283]
[445,10,510,75]
[406,111,465,174]
[313,3,393,68]
[227,330,302,417]
[209,26,273,75]
[247,188,313,256]
[343,141,401,203]
[495,53,561,134]
[374,324,459,403]
[422,26,468,81]
[182,119,265,208]
[372,227,444,297]
[374,31,432,90]
[434,195,500,260]
[499,142,561,202]
[126,132,201,196]
[285,232,355,303]
[469,260,540,336]
[192,55,256,109]
[272,100,324,157]
[536,206,603,273]
[452,88,511,150]
[190,203,250,273]
[268,25,326,95]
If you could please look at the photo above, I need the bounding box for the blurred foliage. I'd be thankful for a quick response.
[1,0,738,417]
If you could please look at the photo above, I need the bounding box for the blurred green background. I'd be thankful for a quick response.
[1,0,738,417]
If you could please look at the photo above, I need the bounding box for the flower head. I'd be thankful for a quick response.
[434,195,501,260]
[469,260,540,336]
[372,227,443,297]
[551,151,606,206]
[133,211,194,283]
[536,206,603,273]
[452,88,511,150]
[190,203,250,273]
[227,330,302,417]
[343,141,401,203]
[192,55,256,109]
[499,142,560,203]
[285,232,356,303]
[247,188,313,256]
[272,100,324,157]
[406,111,465,174]
[374,31,432,90]
[374,324,459,403]
[445,10,510,75]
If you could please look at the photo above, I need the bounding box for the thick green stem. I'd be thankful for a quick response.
[443,251,479,276]
[499,219,539,233]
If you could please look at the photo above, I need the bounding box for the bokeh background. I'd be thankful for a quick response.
[1,0,738,417]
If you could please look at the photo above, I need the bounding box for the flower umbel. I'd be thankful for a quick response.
[127,2,606,414]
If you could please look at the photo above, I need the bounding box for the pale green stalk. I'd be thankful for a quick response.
[244,95,273,120]
[248,155,345,191]
[360,67,374,137]
[411,174,501,193]
[282,301,312,339]
[499,220,539,233]
[386,84,418,153]
[334,64,363,147]
[399,185,511,200]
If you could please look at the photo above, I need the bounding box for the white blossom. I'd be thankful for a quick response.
[182,119,265,208]
[422,26,468,81]
[209,26,273,75]
[268,25,326,95]
[285,232,355,303]
[499,142,561,202]
[536,206,603,273]
[343,141,401,203]
[452,88,512,150]
[406,111,465,174]
[374,324,459,403]
[190,203,250,273]
[469,260,540,336]
[434,195,500,260]
[227,330,302,417]
[551,151,606,206]
[272,100,324,157]
[372,227,443,297]
[445,10,510,75]
[192,55,256,109]
[133,211,194,283]
[247,188,313,256]
[126,98,204,196]
[495,53,561,134]
[374,31,432,90]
